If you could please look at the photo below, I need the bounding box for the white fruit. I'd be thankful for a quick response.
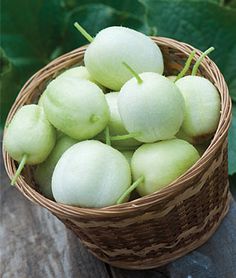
[84,26,164,90]
[57,66,103,88]
[131,139,200,196]
[4,105,56,164]
[105,92,141,148]
[118,72,185,142]
[52,140,131,208]
[43,77,110,140]
[34,135,77,199]
[175,76,220,144]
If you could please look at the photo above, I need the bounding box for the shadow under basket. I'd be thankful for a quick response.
[3,37,232,269]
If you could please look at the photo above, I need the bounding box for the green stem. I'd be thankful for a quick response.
[105,126,111,146]
[74,22,93,43]
[110,132,141,141]
[116,176,145,204]
[191,47,215,76]
[11,154,28,185]
[175,50,196,82]
[122,62,143,84]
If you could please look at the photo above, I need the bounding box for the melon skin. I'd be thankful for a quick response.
[56,66,104,89]
[43,77,110,140]
[175,76,220,144]
[85,26,164,91]
[4,104,56,164]
[105,92,141,148]
[34,135,78,199]
[131,139,200,196]
[52,140,131,208]
[118,72,185,143]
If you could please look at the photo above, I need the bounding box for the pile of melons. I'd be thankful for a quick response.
[4,24,220,208]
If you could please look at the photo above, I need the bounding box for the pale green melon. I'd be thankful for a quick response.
[52,140,131,208]
[34,135,77,199]
[131,139,200,196]
[4,104,56,164]
[105,92,141,148]
[85,26,164,90]
[175,76,220,144]
[56,66,103,89]
[120,150,134,166]
[166,75,177,82]
[43,77,110,140]
[118,72,185,143]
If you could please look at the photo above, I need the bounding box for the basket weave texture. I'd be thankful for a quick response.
[3,37,232,269]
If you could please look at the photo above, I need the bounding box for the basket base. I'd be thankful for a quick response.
[83,192,232,270]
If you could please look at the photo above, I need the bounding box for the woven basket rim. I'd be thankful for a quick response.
[2,36,232,217]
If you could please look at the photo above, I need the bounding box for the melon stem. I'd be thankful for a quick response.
[116,176,145,204]
[122,62,143,84]
[192,47,214,76]
[105,126,111,146]
[11,154,28,185]
[175,50,196,82]
[74,22,93,43]
[110,132,141,141]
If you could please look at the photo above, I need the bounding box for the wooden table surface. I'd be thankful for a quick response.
[1,151,236,278]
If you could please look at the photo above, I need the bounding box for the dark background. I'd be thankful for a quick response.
[1,0,236,189]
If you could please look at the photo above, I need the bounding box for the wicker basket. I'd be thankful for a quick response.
[3,37,232,269]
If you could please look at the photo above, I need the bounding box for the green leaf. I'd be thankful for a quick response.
[0,0,66,127]
[228,104,236,175]
[140,0,236,102]
[63,3,148,52]
[140,0,236,174]
[225,0,236,9]
[61,0,145,15]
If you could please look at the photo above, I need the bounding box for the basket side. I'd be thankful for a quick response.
[55,137,230,269]
[2,37,232,269]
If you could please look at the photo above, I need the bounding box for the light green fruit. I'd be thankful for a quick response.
[56,66,103,89]
[34,135,77,199]
[120,150,134,166]
[105,92,141,148]
[52,140,131,208]
[166,75,177,82]
[84,26,164,90]
[118,72,185,143]
[57,66,91,80]
[43,77,110,140]
[175,76,220,144]
[38,92,46,106]
[131,139,200,196]
[38,66,104,107]
[4,105,56,164]
[38,93,64,139]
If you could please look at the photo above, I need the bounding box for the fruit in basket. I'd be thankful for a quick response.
[34,135,78,199]
[56,66,104,89]
[176,76,220,143]
[131,139,200,196]
[118,67,185,143]
[175,48,221,144]
[57,65,93,80]
[43,77,110,140]
[74,23,164,90]
[104,92,141,148]
[52,140,131,208]
[38,66,104,107]
[166,75,177,82]
[4,105,56,185]
[38,91,46,106]
[120,150,134,166]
